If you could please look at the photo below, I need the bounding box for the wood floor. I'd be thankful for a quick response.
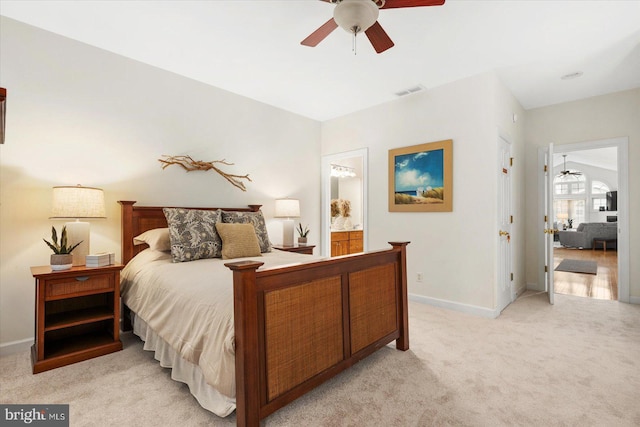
[553,246,618,300]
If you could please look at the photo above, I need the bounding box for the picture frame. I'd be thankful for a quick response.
[0,87,5,145]
[388,139,453,212]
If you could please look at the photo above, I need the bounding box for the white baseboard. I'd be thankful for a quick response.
[526,282,544,292]
[409,293,498,319]
[0,337,32,357]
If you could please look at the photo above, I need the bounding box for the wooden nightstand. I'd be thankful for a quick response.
[30,264,124,373]
[272,244,316,255]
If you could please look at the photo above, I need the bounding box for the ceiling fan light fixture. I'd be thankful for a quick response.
[334,0,380,34]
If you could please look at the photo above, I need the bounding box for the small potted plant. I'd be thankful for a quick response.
[296,223,310,245]
[43,226,82,271]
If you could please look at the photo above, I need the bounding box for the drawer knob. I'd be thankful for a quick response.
[75,276,90,282]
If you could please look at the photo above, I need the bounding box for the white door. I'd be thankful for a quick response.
[545,144,555,304]
[497,137,513,313]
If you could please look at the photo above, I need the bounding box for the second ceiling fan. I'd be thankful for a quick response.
[558,154,583,177]
[301,0,445,54]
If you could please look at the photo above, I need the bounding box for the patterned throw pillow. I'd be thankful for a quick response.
[215,223,262,260]
[163,208,223,262]
[221,210,272,253]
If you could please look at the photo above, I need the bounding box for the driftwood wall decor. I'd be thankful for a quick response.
[159,155,252,192]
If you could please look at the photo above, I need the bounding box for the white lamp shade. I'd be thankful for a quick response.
[274,199,300,218]
[51,185,106,219]
[50,185,105,266]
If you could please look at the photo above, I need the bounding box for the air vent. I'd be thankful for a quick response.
[561,71,583,80]
[395,85,425,97]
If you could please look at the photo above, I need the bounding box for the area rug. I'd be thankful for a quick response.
[555,258,597,275]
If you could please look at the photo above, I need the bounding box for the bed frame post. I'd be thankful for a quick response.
[118,201,136,264]
[225,260,265,427]
[390,242,410,351]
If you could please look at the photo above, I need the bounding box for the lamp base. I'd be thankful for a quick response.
[282,219,294,247]
[65,220,90,266]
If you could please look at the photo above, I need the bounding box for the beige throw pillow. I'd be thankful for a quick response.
[215,223,262,260]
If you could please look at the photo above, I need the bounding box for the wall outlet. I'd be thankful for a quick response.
[416,272,423,282]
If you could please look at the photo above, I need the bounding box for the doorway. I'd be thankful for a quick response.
[497,136,513,312]
[538,137,629,303]
[552,147,618,301]
[321,148,368,257]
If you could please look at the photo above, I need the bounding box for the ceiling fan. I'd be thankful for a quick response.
[301,0,446,54]
[558,154,582,176]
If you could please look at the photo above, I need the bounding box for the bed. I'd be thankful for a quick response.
[119,200,409,426]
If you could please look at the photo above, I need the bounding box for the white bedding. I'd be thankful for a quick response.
[121,248,323,411]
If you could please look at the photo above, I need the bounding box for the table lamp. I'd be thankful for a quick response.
[50,185,106,266]
[556,213,568,227]
[274,198,300,247]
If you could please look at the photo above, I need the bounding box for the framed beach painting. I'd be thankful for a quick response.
[388,139,453,212]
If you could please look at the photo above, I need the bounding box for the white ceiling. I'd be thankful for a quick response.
[554,147,618,171]
[2,1,639,121]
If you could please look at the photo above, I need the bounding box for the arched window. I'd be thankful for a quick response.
[554,171,586,227]
[591,180,610,211]
[591,180,610,194]
[554,173,585,195]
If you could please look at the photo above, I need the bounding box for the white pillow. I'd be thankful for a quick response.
[133,228,171,252]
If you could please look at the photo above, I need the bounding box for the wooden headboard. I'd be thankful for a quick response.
[118,201,262,264]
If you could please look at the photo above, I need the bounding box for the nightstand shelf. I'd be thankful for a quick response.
[42,330,119,360]
[30,264,124,373]
[272,244,316,255]
[45,306,114,331]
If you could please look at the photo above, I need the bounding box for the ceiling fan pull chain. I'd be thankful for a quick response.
[353,31,357,55]
[351,25,361,55]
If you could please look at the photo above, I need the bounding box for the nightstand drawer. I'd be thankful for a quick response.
[46,274,113,299]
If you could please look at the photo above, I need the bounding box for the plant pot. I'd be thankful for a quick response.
[50,254,73,271]
[298,237,307,245]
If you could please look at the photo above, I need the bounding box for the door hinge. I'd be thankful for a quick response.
[544,215,548,222]
[510,215,513,224]
[544,165,548,172]
[545,266,548,273]
[510,157,513,167]
[510,273,514,281]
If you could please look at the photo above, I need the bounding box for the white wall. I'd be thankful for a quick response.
[322,72,525,314]
[524,89,640,298]
[0,18,321,350]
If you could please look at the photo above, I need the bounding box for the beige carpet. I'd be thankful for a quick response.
[2,292,639,426]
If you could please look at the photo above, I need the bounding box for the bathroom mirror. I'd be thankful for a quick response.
[321,148,368,257]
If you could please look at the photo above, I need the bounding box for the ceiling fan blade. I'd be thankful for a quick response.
[365,21,394,53]
[381,0,445,9]
[301,18,339,47]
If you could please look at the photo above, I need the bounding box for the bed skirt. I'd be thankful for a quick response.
[131,312,236,417]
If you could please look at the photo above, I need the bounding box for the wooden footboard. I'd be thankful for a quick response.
[226,242,409,427]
